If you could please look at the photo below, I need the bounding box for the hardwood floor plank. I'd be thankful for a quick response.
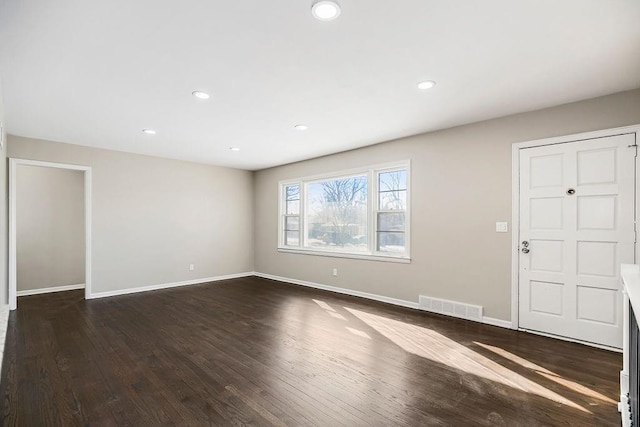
[0,277,623,426]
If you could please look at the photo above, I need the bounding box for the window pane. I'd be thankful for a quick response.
[378,190,406,210]
[377,212,405,232]
[285,184,300,214]
[286,200,300,215]
[285,216,299,231]
[286,185,300,201]
[377,232,405,253]
[379,170,407,192]
[285,231,300,246]
[306,175,368,251]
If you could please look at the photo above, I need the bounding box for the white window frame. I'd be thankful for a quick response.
[278,161,410,263]
[281,183,301,247]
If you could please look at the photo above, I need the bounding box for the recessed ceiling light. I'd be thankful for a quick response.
[230,147,241,151]
[192,91,210,99]
[311,1,341,21]
[417,80,436,90]
[142,128,156,135]
[294,124,309,131]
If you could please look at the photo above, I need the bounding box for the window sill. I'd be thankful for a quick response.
[277,247,411,263]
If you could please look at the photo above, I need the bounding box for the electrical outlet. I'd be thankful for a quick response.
[332,268,338,276]
[189,264,195,271]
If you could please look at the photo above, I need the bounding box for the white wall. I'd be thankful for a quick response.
[8,136,254,296]
[253,89,640,321]
[16,165,84,292]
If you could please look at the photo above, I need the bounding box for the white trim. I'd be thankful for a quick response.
[278,160,411,186]
[88,272,254,299]
[510,140,520,330]
[255,272,419,309]
[85,168,92,303]
[482,316,514,329]
[278,160,411,261]
[374,164,411,259]
[510,124,640,331]
[519,328,623,352]
[620,398,631,427]
[9,158,93,310]
[277,248,410,263]
[8,161,15,310]
[17,284,85,297]
[8,158,91,171]
[514,124,640,150]
[254,272,513,329]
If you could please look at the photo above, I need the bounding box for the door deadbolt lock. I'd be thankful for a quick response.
[522,241,529,247]
[566,188,576,195]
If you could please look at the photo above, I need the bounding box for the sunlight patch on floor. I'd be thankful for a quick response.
[474,342,615,404]
[313,299,336,312]
[345,307,589,413]
[346,327,371,339]
[312,299,371,339]
[328,311,347,320]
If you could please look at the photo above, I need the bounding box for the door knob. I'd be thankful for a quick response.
[521,241,530,253]
[522,247,530,254]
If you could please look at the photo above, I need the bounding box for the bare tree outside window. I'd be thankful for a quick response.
[285,185,300,211]
[283,184,300,246]
[377,170,407,253]
[279,163,409,258]
[306,176,368,251]
[378,170,407,210]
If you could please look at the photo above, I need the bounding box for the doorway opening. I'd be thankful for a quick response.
[9,159,92,310]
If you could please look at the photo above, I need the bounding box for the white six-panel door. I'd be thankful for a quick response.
[519,133,636,348]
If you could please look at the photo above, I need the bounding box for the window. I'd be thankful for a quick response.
[376,169,407,253]
[283,184,300,246]
[306,174,368,252]
[279,162,410,261]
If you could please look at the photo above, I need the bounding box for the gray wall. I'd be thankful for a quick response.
[5,89,640,319]
[8,136,254,295]
[254,89,640,321]
[17,166,84,292]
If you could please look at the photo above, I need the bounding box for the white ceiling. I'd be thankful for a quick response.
[1,0,639,170]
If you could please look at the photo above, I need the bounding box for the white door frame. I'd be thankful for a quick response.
[9,158,92,310]
[511,124,640,331]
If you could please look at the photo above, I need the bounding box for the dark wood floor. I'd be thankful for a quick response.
[0,277,622,426]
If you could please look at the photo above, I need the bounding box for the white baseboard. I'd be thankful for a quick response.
[17,283,85,297]
[253,272,513,330]
[482,316,514,329]
[519,328,622,352]
[88,272,254,299]
[84,271,516,332]
[254,272,420,310]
